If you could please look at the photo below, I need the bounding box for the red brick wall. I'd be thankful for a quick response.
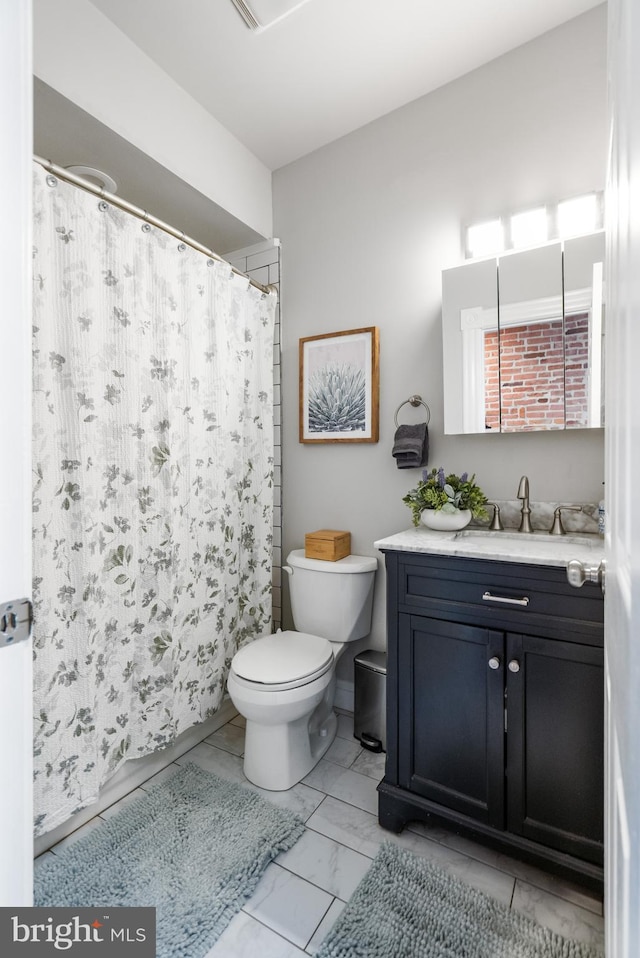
[484,330,500,430]
[564,313,590,428]
[500,319,565,431]
[483,314,589,431]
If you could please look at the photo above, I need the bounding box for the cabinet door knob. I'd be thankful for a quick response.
[488,656,501,670]
[508,659,521,673]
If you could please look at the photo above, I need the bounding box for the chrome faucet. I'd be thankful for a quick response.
[549,505,582,535]
[486,502,504,531]
[517,476,533,533]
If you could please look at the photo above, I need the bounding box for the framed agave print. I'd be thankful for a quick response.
[299,327,380,443]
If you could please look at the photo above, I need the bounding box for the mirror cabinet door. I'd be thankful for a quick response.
[442,233,605,435]
[442,258,498,435]
[497,243,564,432]
[563,231,605,429]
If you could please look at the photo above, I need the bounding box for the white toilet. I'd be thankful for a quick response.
[227,549,377,790]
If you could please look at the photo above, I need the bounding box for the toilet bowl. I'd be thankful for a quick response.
[227,549,377,790]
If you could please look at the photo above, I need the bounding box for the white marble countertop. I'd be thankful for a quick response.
[373,526,605,568]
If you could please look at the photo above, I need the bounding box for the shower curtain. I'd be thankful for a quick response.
[31,163,276,836]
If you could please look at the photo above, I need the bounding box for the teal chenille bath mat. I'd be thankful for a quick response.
[316,842,603,958]
[35,762,304,958]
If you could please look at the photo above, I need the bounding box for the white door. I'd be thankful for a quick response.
[605,0,640,953]
[0,0,33,907]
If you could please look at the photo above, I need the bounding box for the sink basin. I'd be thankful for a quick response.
[455,529,594,547]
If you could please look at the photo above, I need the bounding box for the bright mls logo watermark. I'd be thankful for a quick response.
[0,907,155,955]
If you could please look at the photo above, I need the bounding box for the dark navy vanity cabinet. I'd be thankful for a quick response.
[378,550,604,891]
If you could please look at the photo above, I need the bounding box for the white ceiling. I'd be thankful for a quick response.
[33,78,266,254]
[89,0,603,171]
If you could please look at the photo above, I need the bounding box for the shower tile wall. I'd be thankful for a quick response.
[228,240,282,631]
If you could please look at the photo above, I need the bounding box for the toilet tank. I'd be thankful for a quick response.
[285,549,377,642]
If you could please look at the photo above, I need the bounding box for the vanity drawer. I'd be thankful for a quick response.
[394,552,603,642]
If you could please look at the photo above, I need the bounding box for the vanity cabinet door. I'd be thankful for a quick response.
[398,613,505,828]
[380,549,604,889]
[505,632,604,865]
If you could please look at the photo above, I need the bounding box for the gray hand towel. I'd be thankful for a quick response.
[392,423,429,469]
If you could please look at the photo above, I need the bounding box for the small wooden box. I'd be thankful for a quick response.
[305,529,351,562]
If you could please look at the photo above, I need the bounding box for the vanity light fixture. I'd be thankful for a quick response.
[466,219,504,259]
[557,193,600,238]
[464,192,603,260]
[510,207,548,249]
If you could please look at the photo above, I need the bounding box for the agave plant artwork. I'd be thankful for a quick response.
[403,467,489,527]
[308,362,366,433]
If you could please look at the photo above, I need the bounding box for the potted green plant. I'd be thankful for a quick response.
[403,467,488,530]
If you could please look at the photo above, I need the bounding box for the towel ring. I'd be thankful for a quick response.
[394,395,431,428]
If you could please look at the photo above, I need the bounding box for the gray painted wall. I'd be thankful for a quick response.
[273,6,607,682]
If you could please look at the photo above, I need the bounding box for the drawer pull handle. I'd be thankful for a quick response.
[508,659,521,673]
[488,656,501,670]
[482,591,530,607]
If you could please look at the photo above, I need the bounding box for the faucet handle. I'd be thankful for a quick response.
[549,505,582,536]
[517,475,529,499]
[486,503,504,531]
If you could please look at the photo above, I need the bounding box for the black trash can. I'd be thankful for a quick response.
[354,650,387,752]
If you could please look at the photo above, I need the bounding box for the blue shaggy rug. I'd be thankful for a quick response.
[35,762,304,958]
[317,843,604,958]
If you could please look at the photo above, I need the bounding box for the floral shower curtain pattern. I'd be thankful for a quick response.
[32,163,276,836]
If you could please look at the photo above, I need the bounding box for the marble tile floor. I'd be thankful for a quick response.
[37,711,605,957]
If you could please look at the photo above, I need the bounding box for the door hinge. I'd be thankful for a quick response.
[0,598,32,648]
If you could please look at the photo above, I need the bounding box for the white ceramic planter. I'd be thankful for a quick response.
[420,509,472,531]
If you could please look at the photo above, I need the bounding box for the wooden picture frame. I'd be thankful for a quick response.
[299,327,379,443]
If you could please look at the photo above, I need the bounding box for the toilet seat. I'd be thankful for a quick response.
[231,630,334,692]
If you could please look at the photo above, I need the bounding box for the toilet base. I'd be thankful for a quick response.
[243,698,338,791]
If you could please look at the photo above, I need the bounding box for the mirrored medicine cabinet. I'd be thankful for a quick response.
[442,231,605,434]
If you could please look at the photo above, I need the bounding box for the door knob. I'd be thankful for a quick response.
[508,660,520,673]
[488,656,500,670]
[566,559,606,593]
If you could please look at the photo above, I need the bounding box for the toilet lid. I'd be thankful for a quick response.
[232,630,333,685]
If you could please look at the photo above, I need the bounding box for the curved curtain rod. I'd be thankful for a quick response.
[33,155,277,297]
